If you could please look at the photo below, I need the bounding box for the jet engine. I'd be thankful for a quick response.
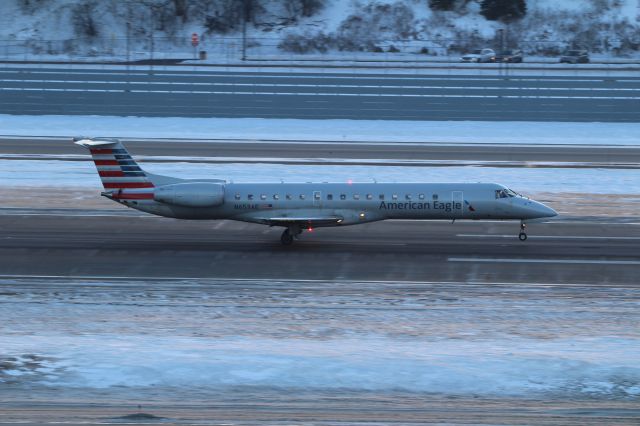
[154,182,225,208]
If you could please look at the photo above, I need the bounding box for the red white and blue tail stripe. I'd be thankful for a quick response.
[74,137,155,200]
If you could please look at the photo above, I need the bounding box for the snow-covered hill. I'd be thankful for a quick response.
[0,0,638,61]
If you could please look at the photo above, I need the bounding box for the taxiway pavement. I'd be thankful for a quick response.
[2,136,640,166]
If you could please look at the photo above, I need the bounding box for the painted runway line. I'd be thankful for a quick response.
[448,257,640,265]
[3,78,639,92]
[2,86,638,100]
[457,234,640,240]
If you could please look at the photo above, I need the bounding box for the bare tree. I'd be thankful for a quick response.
[72,1,99,38]
[173,0,187,21]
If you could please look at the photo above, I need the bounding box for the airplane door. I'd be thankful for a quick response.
[452,191,463,217]
[313,191,322,207]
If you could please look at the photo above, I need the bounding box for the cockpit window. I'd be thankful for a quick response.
[496,188,518,199]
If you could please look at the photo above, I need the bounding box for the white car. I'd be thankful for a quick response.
[460,48,496,63]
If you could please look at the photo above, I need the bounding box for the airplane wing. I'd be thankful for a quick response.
[254,216,344,227]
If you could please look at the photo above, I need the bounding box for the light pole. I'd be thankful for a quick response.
[497,29,504,76]
[149,5,154,72]
[126,6,130,66]
[241,2,248,61]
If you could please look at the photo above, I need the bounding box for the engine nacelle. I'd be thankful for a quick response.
[154,182,225,208]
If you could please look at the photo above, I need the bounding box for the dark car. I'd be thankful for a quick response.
[560,50,589,64]
[495,49,523,63]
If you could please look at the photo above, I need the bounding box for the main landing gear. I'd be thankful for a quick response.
[518,221,527,241]
[280,226,302,246]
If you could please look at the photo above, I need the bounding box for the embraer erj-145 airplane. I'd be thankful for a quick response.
[75,137,557,245]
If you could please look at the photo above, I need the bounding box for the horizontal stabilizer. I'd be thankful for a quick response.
[73,137,121,148]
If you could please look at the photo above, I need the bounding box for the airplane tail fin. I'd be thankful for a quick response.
[74,137,155,199]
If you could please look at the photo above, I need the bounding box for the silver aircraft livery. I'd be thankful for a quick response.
[75,137,557,245]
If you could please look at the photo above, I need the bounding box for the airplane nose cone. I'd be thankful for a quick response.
[533,201,557,218]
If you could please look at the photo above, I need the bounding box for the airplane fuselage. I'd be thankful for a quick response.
[121,182,555,224]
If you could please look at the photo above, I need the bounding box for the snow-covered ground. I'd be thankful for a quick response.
[4,334,639,396]
[2,114,640,146]
[1,278,639,399]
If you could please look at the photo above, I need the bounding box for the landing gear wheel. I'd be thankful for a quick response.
[518,221,527,241]
[281,229,294,246]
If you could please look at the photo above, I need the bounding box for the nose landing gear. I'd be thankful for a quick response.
[518,221,527,241]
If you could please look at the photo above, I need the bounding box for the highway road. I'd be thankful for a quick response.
[1,67,639,121]
[2,136,640,166]
[1,214,638,284]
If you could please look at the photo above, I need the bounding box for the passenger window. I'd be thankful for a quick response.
[340,194,346,200]
[353,194,360,200]
[366,194,373,200]
[314,193,321,200]
[379,194,385,200]
[405,194,412,200]
[260,194,267,200]
[419,194,425,200]
[248,194,254,200]
[286,194,292,200]
[392,194,398,200]
[432,194,438,200]
[327,194,333,200]
[300,194,306,200]
[235,194,241,200]
[273,194,279,200]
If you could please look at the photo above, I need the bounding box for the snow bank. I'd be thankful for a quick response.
[2,159,639,195]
